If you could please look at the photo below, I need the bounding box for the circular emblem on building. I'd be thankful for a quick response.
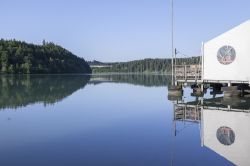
[216,126,235,145]
[217,45,236,65]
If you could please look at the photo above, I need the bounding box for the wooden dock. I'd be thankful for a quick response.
[175,65,202,83]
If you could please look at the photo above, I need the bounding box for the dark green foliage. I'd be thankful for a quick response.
[90,57,201,73]
[0,39,91,74]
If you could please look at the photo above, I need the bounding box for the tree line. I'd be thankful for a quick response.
[0,39,91,74]
[90,57,201,73]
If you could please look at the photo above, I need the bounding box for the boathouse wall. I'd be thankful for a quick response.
[203,20,250,84]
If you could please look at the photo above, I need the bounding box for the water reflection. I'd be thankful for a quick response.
[0,75,90,109]
[173,97,250,166]
[0,74,249,165]
[0,74,170,110]
[89,74,171,87]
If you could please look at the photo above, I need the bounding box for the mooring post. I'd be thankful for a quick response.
[184,65,187,81]
[201,83,204,92]
[195,66,197,81]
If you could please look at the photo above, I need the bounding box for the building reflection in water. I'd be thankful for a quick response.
[173,97,250,166]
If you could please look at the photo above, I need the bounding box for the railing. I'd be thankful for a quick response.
[174,105,201,123]
[175,65,202,81]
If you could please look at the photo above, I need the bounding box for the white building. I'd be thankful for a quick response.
[202,108,250,166]
[203,20,250,85]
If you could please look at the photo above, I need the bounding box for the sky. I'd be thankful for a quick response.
[0,0,249,62]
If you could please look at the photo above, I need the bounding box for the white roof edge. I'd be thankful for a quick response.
[204,19,250,44]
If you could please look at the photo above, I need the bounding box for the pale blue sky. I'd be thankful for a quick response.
[0,0,249,62]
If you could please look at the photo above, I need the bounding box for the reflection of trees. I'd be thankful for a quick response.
[89,74,171,87]
[0,75,90,109]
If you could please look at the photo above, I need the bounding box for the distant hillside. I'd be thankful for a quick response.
[89,57,200,73]
[87,60,111,66]
[87,60,116,68]
[0,39,91,74]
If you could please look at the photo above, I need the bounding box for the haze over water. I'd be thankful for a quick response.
[0,74,248,166]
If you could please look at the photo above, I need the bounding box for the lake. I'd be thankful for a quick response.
[0,74,249,166]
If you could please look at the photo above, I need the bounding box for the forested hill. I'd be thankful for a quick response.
[0,39,91,74]
[89,57,200,73]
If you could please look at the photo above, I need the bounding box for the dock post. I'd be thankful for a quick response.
[201,83,204,92]
[184,65,187,81]
[195,66,197,81]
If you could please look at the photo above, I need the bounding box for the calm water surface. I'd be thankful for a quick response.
[0,74,249,166]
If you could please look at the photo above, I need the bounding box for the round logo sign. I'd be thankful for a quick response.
[216,126,235,145]
[217,45,236,65]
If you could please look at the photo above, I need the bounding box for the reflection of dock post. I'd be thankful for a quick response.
[222,86,241,98]
[200,106,204,147]
[201,84,204,93]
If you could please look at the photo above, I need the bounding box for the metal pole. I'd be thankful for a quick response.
[174,48,177,81]
[171,0,174,86]
[201,42,204,82]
